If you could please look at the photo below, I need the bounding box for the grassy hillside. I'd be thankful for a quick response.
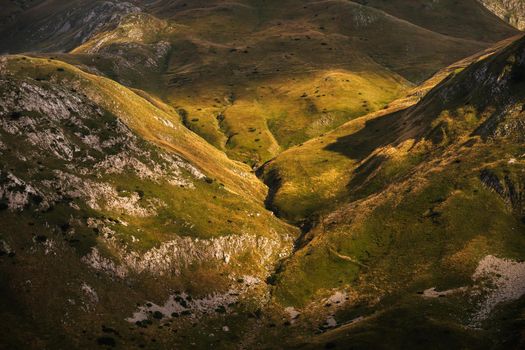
[359,0,518,42]
[1,0,518,166]
[259,35,520,227]
[0,55,297,348]
[150,0,516,165]
[0,1,524,349]
[261,34,525,348]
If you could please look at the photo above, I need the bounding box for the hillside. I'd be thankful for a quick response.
[356,0,519,41]
[1,1,525,349]
[0,0,519,166]
[258,34,521,227]
[0,55,297,348]
[261,34,525,348]
[0,0,141,53]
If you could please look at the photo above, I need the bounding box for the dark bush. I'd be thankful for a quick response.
[152,311,164,320]
[96,336,116,347]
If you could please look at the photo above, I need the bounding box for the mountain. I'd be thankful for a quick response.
[260,34,525,348]
[0,54,297,348]
[355,0,520,41]
[479,0,525,30]
[1,1,525,349]
[0,0,518,167]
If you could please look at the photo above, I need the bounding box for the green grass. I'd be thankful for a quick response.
[0,4,524,349]
[27,0,511,166]
[273,141,525,306]
[268,49,525,304]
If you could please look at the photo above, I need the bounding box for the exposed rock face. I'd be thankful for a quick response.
[126,275,265,324]
[479,0,525,30]
[470,255,525,325]
[419,255,525,326]
[402,35,525,146]
[0,75,198,213]
[0,1,141,53]
[480,169,524,216]
[81,221,291,278]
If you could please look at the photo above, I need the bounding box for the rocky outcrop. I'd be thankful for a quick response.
[0,75,201,213]
[419,255,525,326]
[82,232,291,278]
[480,169,524,216]
[479,0,525,30]
[0,1,141,53]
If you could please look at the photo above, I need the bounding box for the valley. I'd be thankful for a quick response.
[0,0,525,349]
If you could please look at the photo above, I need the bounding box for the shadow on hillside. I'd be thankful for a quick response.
[323,109,410,161]
[322,104,437,199]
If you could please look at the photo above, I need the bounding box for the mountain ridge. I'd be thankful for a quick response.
[0,0,519,167]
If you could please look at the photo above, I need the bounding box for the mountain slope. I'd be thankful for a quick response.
[0,54,297,348]
[259,34,520,227]
[261,34,525,348]
[0,0,519,166]
[0,0,141,53]
[358,0,519,41]
[0,2,524,349]
[143,0,518,166]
